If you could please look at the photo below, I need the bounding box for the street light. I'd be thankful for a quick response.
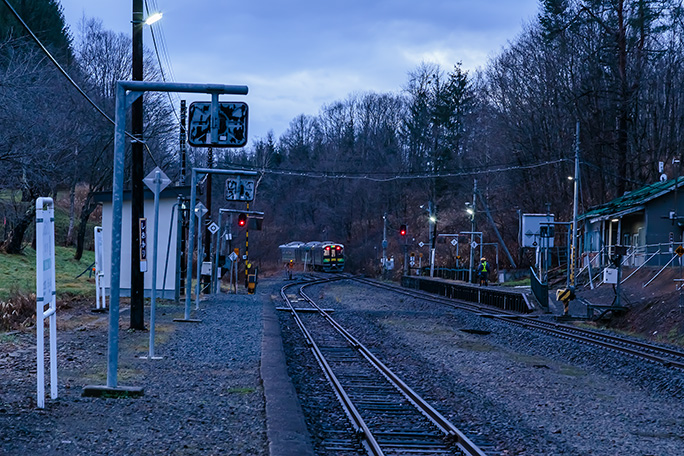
[466,180,477,283]
[145,12,163,25]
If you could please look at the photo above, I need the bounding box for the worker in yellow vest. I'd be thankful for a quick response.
[477,257,489,286]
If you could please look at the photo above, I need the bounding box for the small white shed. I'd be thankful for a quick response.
[96,186,190,299]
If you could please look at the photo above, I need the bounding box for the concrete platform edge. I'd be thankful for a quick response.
[261,300,315,456]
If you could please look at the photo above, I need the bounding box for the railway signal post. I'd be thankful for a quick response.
[86,81,249,397]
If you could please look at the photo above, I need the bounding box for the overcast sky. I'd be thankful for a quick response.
[57,0,541,143]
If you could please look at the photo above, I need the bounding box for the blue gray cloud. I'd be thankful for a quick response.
[59,0,540,142]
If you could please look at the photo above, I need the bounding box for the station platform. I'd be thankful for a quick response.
[402,274,607,320]
[401,275,536,313]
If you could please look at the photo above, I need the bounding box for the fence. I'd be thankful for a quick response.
[401,276,534,313]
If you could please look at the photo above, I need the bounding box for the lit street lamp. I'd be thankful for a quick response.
[145,12,163,25]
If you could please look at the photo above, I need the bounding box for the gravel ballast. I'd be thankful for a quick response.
[279,279,684,455]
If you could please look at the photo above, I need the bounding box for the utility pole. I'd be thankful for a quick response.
[429,202,436,277]
[468,179,477,283]
[202,147,213,293]
[179,100,187,185]
[130,0,145,330]
[382,213,387,277]
[570,122,580,290]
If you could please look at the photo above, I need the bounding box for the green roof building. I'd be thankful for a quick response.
[579,178,684,268]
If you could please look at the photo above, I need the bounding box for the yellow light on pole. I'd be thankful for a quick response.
[145,12,163,25]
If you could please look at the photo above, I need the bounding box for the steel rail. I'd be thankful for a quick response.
[352,277,684,371]
[297,280,487,456]
[280,280,385,456]
[497,316,684,370]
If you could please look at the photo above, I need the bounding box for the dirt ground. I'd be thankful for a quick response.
[573,266,684,346]
[0,289,270,456]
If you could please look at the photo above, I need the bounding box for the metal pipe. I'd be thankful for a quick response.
[108,82,127,388]
[117,80,248,95]
[148,169,162,358]
[195,209,205,309]
[184,169,197,319]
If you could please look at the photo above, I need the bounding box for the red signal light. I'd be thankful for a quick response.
[238,213,247,227]
[400,224,407,236]
[336,246,341,251]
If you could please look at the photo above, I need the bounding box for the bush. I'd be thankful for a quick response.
[0,289,35,331]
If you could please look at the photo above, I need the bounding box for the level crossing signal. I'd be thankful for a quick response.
[400,224,407,236]
[238,213,247,227]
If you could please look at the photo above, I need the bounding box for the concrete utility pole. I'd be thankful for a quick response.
[130,0,145,329]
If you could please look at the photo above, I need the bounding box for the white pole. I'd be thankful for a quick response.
[195,212,204,310]
[35,197,58,408]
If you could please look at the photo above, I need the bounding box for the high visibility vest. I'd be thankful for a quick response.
[481,262,488,272]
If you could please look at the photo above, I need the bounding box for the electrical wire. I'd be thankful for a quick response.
[144,0,181,125]
[216,158,572,182]
[2,0,159,166]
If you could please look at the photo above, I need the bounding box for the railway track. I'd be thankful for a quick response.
[352,276,684,371]
[280,277,489,456]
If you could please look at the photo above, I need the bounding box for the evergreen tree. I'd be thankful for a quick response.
[0,0,72,63]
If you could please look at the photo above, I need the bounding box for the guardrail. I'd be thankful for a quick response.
[529,267,549,311]
[401,276,534,313]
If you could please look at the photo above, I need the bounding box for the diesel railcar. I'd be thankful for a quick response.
[279,241,345,272]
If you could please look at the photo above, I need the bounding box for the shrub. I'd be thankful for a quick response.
[0,289,35,331]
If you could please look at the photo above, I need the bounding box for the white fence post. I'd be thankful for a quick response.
[36,197,58,409]
[94,226,107,310]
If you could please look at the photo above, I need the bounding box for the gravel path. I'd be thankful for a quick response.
[280,278,684,455]
[0,280,277,456]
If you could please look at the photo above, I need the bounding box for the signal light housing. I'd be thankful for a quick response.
[238,213,247,227]
[399,224,407,236]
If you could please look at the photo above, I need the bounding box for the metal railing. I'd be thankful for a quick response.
[584,243,682,269]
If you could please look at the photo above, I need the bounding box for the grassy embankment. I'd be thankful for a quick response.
[1,195,98,329]
[0,246,96,300]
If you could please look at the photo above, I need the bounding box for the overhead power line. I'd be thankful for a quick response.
[144,0,181,124]
[218,158,572,182]
[2,0,158,165]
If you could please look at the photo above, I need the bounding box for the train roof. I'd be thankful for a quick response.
[279,241,345,249]
[278,241,305,249]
